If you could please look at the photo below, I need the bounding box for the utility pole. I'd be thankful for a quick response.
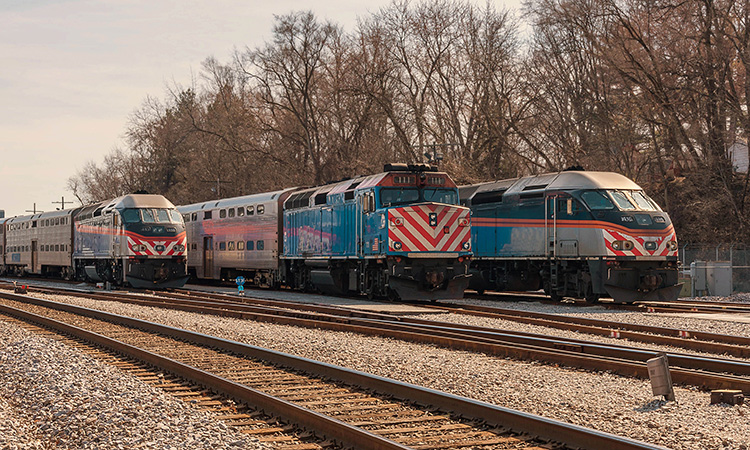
[202,176,232,199]
[25,203,42,214]
[52,196,69,210]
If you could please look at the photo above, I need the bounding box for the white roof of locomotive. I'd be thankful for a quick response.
[545,171,642,190]
[105,194,177,210]
[462,171,642,197]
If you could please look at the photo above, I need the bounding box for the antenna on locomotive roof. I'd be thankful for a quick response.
[411,142,454,168]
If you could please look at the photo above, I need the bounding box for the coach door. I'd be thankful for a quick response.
[31,240,38,273]
[203,236,214,279]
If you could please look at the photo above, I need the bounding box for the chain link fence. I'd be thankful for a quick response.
[679,244,750,295]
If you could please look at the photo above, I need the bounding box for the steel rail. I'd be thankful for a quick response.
[0,293,666,450]
[0,302,409,450]
[3,289,750,395]
[433,301,750,347]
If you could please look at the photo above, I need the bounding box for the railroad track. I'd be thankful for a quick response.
[5,285,750,395]
[466,291,750,314]
[0,292,664,450]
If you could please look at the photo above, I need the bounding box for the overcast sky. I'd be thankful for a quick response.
[0,0,522,217]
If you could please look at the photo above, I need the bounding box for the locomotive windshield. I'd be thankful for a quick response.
[581,190,661,212]
[121,208,183,224]
[380,187,458,207]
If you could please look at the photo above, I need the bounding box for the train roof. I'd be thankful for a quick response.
[460,171,642,202]
[177,188,301,213]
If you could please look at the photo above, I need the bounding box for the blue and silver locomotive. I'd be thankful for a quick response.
[459,170,681,303]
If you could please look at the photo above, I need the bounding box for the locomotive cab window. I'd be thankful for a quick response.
[609,191,636,211]
[581,191,615,210]
[380,188,419,207]
[122,209,141,223]
[169,210,182,223]
[630,191,660,211]
[423,188,458,205]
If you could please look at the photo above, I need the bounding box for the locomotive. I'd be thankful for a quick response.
[179,164,472,300]
[0,194,188,288]
[459,170,681,303]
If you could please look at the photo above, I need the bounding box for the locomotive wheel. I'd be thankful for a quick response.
[583,282,599,304]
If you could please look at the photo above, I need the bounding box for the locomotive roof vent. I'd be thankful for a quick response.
[383,163,438,173]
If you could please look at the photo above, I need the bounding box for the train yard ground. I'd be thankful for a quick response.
[0,279,749,449]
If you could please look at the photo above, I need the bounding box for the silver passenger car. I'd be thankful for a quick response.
[2,209,76,278]
[178,188,299,286]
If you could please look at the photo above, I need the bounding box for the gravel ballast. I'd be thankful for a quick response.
[0,318,269,450]
[4,289,750,450]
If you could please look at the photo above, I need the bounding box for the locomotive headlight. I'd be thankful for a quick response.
[611,240,634,251]
[462,241,471,250]
[458,218,470,227]
[668,241,678,251]
[175,244,186,252]
[393,241,402,250]
[132,244,146,252]
[392,217,403,226]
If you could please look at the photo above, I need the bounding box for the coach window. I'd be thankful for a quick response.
[192,212,198,221]
[228,241,235,251]
[192,243,197,250]
[257,205,265,215]
[238,241,245,250]
[247,240,254,251]
[32,221,37,228]
[220,209,226,219]
[247,206,254,216]
[55,244,59,252]
[204,211,212,220]
[55,218,60,225]
[237,207,245,217]
[219,242,226,251]
[228,208,235,218]
[257,240,264,250]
